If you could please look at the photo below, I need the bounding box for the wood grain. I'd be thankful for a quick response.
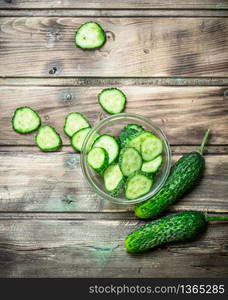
[1,0,227,9]
[0,151,227,212]
[0,17,228,77]
[0,86,227,145]
[0,218,227,278]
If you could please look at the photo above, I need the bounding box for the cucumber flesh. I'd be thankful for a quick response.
[71,127,91,152]
[141,135,163,161]
[92,134,119,164]
[125,171,153,200]
[119,147,142,177]
[64,112,90,137]
[87,147,109,174]
[104,163,124,196]
[75,21,106,50]
[98,88,126,114]
[128,131,154,152]
[141,155,163,174]
[36,125,62,152]
[12,106,41,134]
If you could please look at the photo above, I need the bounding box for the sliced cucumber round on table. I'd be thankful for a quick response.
[98,88,126,114]
[104,163,125,196]
[141,135,163,161]
[36,125,62,152]
[128,130,154,152]
[141,155,163,174]
[75,21,106,50]
[87,147,109,174]
[125,171,153,200]
[71,127,91,152]
[64,112,90,137]
[12,106,41,134]
[119,147,142,177]
[92,134,119,164]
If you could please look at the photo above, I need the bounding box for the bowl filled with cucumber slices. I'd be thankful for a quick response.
[80,113,171,204]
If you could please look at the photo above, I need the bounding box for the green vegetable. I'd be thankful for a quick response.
[125,211,228,253]
[36,125,62,152]
[75,21,106,50]
[98,88,126,114]
[12,106,41,134]
[141,155,163,174]
[119,147,142,177]
[64,112,90,137]
[125,171,153,200]
[141,135,163,161]
[87,147,109,174]
[128,131,154,152]
[135,130,210,219]
[118,124,144,148]
[104,163,125,196]
[71,127,91,152]
[92,134,119,164]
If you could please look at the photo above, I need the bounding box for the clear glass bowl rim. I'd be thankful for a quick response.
[80,113,171,205]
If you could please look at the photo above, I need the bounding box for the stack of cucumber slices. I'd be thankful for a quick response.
[87,124,164,200]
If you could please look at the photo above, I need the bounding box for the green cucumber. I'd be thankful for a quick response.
[141,135,163,161]
[118,124,144,148]
[12,106,41,134]
[75,21,106,50]
[104,163,125,196]
[135,130,210,219]
[128,131,154,152]
[92,134,119,164]
[36,125,62,152]
[71,127,91,152]
[141,155,163,174]
[125,211,228,253]
[125,171,153,200]
[87,147,109,174]
[64,112,90,137]
[98,88,126,114]
[119,147,142,177]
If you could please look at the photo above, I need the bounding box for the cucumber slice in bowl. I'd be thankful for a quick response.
[98,88,126,114]
[75,21,106,50]
[119,147,142,177]
[118,124,144,148]
[12,106,41,134]
[36,125,62,152]
[141,155,163,174]
[92,134,119,164]
[128,130,154,152]
[125,171,153,200]
[104,163,125,196]
[71,127,91,152]
[64,112,90,137]
[87,147,109,175]
[141,135,163,161]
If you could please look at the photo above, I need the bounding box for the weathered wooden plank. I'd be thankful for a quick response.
[0,152,227,212]
[0,218,227,278]
[0,86,227,145]
[0,0,227,9]
[0,17,228,77]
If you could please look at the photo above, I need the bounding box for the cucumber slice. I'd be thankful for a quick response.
[118,124,144,148]
[141,155,163,174]
[119,147,142,177]
[71,127,91,152]
[87,147,109,174]
[75,21,106,50]
[125,171,153,200]
[128,131,154,152]
[98,88,126,114]
[104,163,125,196]
[64,112,90,137]
[12,106,41,134]
[92,134,119,164]
[141,135,163,161]
[36,125,62,152]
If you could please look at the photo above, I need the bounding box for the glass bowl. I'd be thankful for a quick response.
[80,113,171,205]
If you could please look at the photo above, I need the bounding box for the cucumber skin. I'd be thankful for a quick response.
[135,152,205,219]
[125,211,207,253]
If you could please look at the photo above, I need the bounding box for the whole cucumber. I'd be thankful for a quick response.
[125,211,228,253]
[134,130,210,219]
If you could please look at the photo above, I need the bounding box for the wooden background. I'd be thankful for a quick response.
[0,0,228,278]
